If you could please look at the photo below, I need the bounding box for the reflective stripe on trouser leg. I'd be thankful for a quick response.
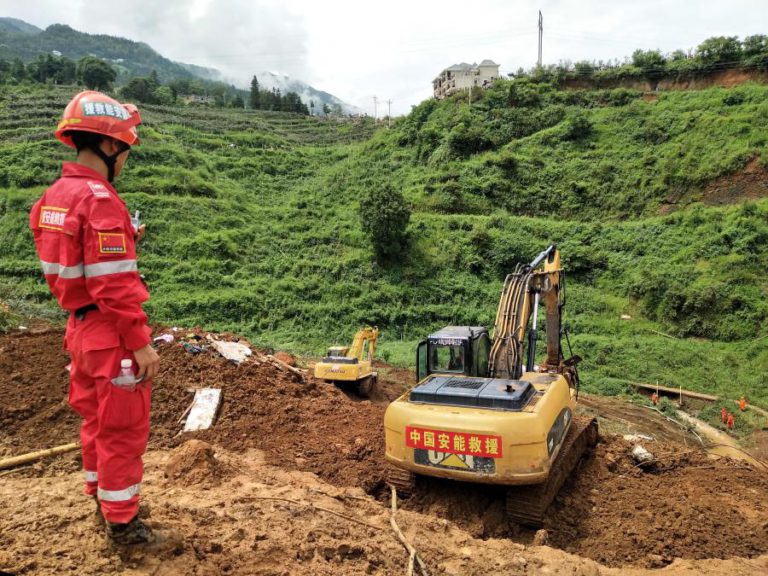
[98,483,141,501]
[84,470,98,496]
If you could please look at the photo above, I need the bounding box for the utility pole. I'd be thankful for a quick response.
[386,99,392,128]
[373,96,378,122]
[537,10,543,68]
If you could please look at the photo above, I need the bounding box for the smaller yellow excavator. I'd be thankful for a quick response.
[314,327,379,397]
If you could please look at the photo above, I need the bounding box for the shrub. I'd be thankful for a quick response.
[562,110,594,141]
[359,184,411,261]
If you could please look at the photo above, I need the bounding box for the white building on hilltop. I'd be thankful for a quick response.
[433,60,500,99]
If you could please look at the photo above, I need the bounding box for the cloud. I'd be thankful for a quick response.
[3,0,768,115]
[1,0,310,85]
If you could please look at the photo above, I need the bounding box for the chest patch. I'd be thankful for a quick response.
[98,232,127,255]
[39,206,68,231]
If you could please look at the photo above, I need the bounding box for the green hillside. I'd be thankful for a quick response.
[0,21,213,83]
[0,80,766,409]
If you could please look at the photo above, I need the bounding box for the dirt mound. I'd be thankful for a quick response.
[151,340,387,493]
[164,439,226,486]
[273,351,296,367]
[545,435,768,567]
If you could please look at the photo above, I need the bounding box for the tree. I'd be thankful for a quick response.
[360,184,411,261]
[322,103,331,115]
[77,56,116,90]
[631,49,666,79]
[121,77,156,103]
[696,36,742,68]
[154,85,175,105]
[231,94,245,109]
[743,34,768,70]
[9,58,27,82]
[249,75,260,109]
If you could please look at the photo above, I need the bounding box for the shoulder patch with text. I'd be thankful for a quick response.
[98,232,127,255]
[39,206,68,231]
[87,181,111,199]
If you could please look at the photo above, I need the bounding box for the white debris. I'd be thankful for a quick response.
[184,388,222,432]
[631,444,654,464]
[623,433,655,443]
[153,333,175,344]
[620,314,632,320]
[209,339,252,364]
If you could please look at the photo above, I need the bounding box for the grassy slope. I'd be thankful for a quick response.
[0,82,766,407]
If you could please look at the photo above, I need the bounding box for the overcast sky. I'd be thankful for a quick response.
[3,1,767,115]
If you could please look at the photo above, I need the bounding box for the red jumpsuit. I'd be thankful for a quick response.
[30,162,151,524]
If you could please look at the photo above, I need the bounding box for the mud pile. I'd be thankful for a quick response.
[150,337,387,492]
[545,435,768,567]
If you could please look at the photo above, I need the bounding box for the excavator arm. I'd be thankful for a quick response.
[488,246,562,379]
[348,327,379,361]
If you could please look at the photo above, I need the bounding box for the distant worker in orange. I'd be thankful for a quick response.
[721,406,727,424]
[739,396,747,412]
[651,392,659,406]
[727,412,735,430]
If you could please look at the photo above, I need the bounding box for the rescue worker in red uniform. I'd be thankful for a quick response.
[29,91,160,545]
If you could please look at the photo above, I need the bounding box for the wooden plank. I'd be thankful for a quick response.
[628,382,718,401]
[0,442,79,470]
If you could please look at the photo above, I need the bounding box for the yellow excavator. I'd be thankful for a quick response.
[314,327,379,397]
[384,245,597,526]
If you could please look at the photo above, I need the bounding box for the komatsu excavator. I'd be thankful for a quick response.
[314,327,379,397]
[384,246,597,526]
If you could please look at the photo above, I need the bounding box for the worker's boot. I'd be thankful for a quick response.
[107,515,155,545]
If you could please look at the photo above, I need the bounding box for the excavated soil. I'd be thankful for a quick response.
[2,328,768,575]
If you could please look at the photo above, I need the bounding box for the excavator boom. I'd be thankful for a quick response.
[488,245,562,380]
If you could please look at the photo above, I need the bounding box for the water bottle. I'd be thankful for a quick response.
[112,358,137,391]
[131,210,141,233]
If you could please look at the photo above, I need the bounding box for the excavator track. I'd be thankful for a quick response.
[506,415,598,528]
[356,373,377,398]
[387,465,416,497]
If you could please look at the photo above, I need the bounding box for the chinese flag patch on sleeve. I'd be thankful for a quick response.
[98,232,127,255]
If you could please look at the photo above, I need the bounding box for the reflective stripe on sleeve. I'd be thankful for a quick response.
[97,483,140,502]
[84,470,98,483]
[40,260,84,279]
[84,259,138,278]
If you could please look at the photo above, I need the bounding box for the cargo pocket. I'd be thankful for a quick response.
[103,384,147,431]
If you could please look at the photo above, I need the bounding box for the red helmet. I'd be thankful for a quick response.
[55,91,141,148]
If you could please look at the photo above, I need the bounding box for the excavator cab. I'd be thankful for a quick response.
[325,346,351,361]
[416,327,491,382]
